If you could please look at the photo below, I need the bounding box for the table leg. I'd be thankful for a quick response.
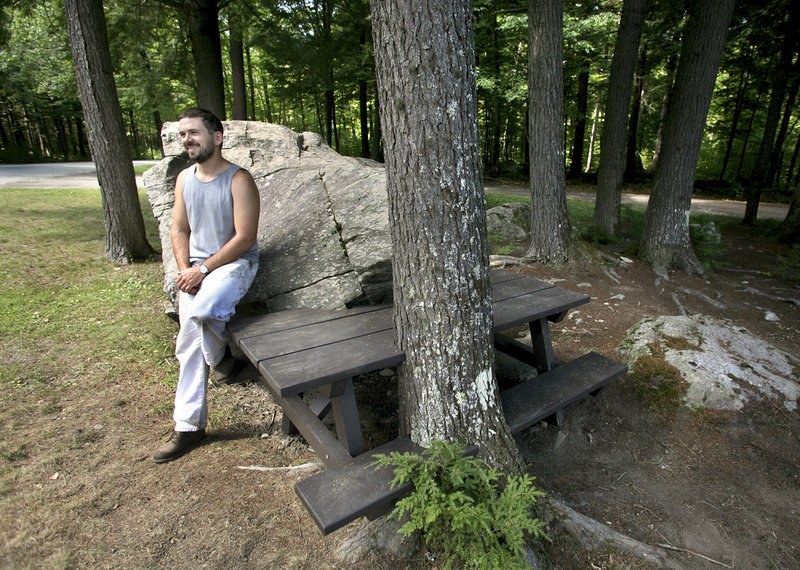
[529,318,555,374]
[321,378,365,456]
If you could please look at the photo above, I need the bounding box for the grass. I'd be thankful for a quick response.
[486,191,800,275]
[0,188,177,405]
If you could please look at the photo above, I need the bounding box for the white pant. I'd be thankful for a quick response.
[173,258,258,432]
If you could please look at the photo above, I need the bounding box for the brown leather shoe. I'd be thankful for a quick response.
[153,429,206,463]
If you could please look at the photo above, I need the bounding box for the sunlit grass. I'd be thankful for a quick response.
[0,188,178,405]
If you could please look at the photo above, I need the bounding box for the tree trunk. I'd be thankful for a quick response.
[624,47,646,179]
[246,44,256,120]
[766,58,800,187]
[153,110,164,157]
[185,0,226,119]
[371,0,520,472]
[569,68,589,179]
[585,92,601,172]
[230,16,248,120]
[782,178,800,242]
[719,67,749,182]
[371,91,383,162]
[743,3,799,223]
[651,52,676,174]
[359,79,370,158]
[525,0,570,263]
[65,0,154,264]
[640,0,735,274]
[593,0,647,236]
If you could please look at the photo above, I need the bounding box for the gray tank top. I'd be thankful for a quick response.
[182,163,259,265]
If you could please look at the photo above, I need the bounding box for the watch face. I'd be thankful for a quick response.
[200,265,208,274]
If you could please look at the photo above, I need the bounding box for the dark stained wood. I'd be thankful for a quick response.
[294,436,423,534]
[254,329,404,397]
[493,285,589,330]
[230,304,388,341]
[295,437,479,535]
[501,351,628,434]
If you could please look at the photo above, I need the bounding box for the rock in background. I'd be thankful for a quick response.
[619,314,800,411]
[143,121,393,312]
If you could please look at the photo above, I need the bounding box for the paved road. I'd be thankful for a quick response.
[0,161,158,189]
[0,162,788,221]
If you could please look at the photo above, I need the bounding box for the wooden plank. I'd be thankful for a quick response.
[271,390,353,466]
[493,286,589,331]
[500,351,628,435]
[236,306,393,367]
[294,436,423,534]
[491,272,553,302]
[258,329,405,396]
[230,304,388,341]
[295,437,479,535]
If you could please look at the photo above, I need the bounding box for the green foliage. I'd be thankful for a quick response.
[373,440,547,569]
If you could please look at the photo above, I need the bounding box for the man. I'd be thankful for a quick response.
[153,108,260,463]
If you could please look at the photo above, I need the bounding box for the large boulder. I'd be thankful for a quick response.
[143,121,393,312]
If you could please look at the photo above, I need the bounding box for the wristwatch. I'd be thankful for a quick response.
[199,264,210,275]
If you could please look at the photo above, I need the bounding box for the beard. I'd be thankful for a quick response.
[185,140,215,163]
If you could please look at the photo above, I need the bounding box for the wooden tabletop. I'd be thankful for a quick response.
[230,269,589,397]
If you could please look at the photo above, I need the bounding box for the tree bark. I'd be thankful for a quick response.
[593,0,647,236]
[65,0,154,264]
[185,0,226,119]
[229,15,248,120]
[569,68,590,179]
[640,0,735,274]
[525,0,571,263]
[371,0,520,472]
[719,67,749,182]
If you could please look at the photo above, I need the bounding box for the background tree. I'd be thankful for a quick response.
[742,0,799,224]
[371,0,520,471]
[593,0,647,236]
[65,0,154,263]
[640,0,736,273]
[525,0,570,263]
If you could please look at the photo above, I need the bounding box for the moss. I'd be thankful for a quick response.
[622,342,688,413]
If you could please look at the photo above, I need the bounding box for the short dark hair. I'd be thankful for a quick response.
[179,108,223,135]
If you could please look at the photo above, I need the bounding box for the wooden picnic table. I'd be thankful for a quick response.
[230,270,608,463]
[229,268,628,534]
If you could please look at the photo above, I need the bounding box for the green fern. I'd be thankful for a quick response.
[372,440,547,569]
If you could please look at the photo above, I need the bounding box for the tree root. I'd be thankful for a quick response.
[549,498,685,569]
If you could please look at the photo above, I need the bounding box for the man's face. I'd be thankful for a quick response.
[178,117,220,163]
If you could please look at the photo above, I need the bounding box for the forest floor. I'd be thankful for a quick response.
[1,186,799,569]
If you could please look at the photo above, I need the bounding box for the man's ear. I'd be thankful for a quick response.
[214,129,224,147]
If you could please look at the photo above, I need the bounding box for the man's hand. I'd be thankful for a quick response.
[176,266,204,294]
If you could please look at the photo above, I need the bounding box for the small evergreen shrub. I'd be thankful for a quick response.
[372,440,547,569]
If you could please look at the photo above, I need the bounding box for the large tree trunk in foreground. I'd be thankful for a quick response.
[639,0,735,274]
[65,0,154,264]
[593,0,647,236]
[371,0,519,472]
[525,0,570,263]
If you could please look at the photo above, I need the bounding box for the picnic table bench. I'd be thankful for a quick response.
[229,269,627,534]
